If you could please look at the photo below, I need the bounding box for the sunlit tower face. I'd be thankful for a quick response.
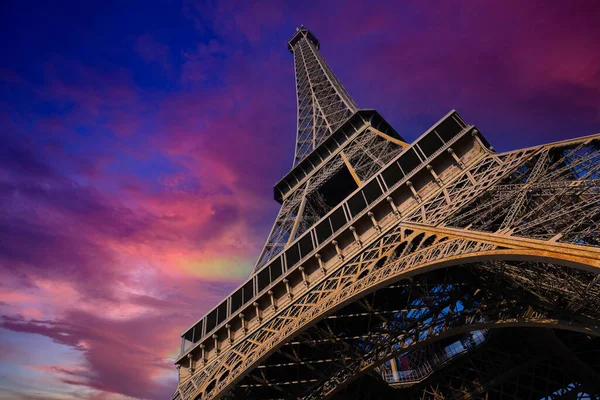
[172,27,600,400]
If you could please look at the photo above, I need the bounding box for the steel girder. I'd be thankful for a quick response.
[254,27,406,270]
[172,25,600,399]
[290,28,358,166]
[255,123,405,270]
[384,328,600,400]
[173,134,600,400]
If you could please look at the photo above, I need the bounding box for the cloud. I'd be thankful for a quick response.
[1,1,599,399]
[1,313,176,399]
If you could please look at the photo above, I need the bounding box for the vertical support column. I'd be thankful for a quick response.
[406,181,421,202]
[253,302,262,322]
[298,266,309,287]
[188,353,195,373]
[386,196,401,218]
[349,226,362,247]
[390,358,400,382]
[427,165,443,186]
[473,128,501,162]
[368,212,381,232]
[283,279,292,299]
[212,334,219,355]
[239,313,247,334]
[199,344,206,365]
[225,324,233,344]
[268,290,277,311]
[332,240,343,260]
[315,253,326,274]
[471,129,481,149]
[447,148,465,169]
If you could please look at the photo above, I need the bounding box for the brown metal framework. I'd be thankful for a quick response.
[172,27,600,400]
[289,26,358,166]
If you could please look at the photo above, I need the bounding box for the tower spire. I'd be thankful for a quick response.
[251,27,405,272]
[288,27,358,165]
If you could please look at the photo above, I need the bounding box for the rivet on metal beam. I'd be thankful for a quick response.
[268,290,277,311]
[253,302,262,322]
[386,196,400,218]
[298,266,309,287]
[367,211,381,232]
[238,313,247,333]
[406,181,422,202]
[349,226,362,247]
[332,240,343,260]
[212,334,219,355]
[225,324,233,344]
[315,253,326,274]
[283,279,292,300]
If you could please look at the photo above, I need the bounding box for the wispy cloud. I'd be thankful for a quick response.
[1,0,599,399]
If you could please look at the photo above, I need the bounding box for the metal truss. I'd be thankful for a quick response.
[255,26,386,270]
[254,124,405,270]
[296,260,600,400]
[376,329,490,387]
[227,260,600,399]
[173,133,600,400]
[438,139,600,244]
[172,26,600,400]
[290,27,358,166]
[393,328,600,400]
[329,328,600,399]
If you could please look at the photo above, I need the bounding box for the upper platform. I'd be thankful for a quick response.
[273,110,405,203]
[287,26,320,52]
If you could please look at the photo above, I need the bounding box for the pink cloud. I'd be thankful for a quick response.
[2,1,599,399]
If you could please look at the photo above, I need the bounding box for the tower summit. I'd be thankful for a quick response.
[288,26,358,166]
[172,27,600,400]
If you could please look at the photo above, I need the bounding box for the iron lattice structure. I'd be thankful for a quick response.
[173,27,600,400]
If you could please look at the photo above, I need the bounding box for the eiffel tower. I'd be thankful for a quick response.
[173,27,600,400]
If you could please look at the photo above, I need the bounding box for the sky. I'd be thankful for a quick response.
[0,0,599,399]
